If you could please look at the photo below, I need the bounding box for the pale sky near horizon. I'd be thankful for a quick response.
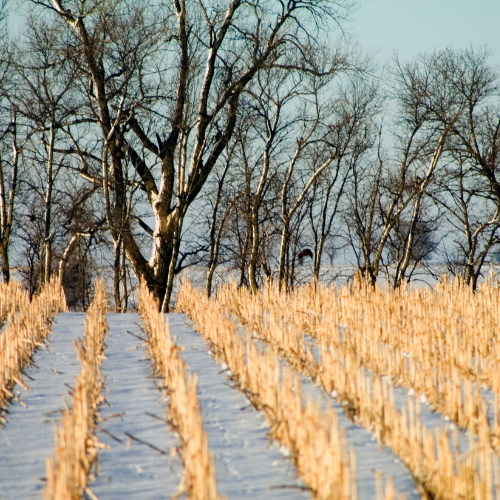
[351,0,500,66]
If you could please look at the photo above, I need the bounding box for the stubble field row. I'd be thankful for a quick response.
[177,277,500,500]
[1,276,500,500]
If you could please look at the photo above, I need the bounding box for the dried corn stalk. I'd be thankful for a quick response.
[138,280,224,500]
[176,281,356,500]
[214,278,500,500]
[44,279,108,500]
[0,278,67,419]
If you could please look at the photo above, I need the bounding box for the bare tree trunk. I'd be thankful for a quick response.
[277,221,289,290]
[43,119,55,284]
[393,131,447,288]
[161,211,184,312]
[58,232,91,283]
[44,241,52,283]
[248,124,275,293]
[206,158,231,297]
[0,241,9,283]
[206,228,220,297]
[113,237,122,312]
[238,222,252,288]
[0,110,19,284]
[206,211,228,297]
[248,212,260,293]
[314,238,324,281]
[121,246,128,311]
[290,233,300,290]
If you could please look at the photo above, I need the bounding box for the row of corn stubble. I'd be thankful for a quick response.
[177,281,365,500]
[177,276,500,500]
[4,273,500,500]
[0,279,67,417]
[0,278,226,500]
[0,277,106,499]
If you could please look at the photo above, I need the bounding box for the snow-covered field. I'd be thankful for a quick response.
[0,314,85,500]
[2,302,493,499]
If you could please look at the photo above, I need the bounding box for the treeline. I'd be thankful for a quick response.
[0,0,499,309]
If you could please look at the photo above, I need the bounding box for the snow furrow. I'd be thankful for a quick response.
[88,313,181,500]
[170,313,422,500]
[0,313,84,500]
[306,334,471,452]
[168,313,312,500]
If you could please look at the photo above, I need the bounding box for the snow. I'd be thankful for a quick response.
[0,313,85,500]
[307,332,471,455]
[0,313,182,500]
[88,313,181,499]
[0,310,434,499]
[300,376,421,499]
[169,313,422,500]
[168,313,312,499]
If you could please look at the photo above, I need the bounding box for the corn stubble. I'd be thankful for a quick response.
[211,277,500,500]
[44,280,108,500]
[176,282,358,500]
[0,278,67,419]
[138,280,224,500]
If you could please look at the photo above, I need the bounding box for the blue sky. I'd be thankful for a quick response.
[350,0,500,65]
[8,1,499,66]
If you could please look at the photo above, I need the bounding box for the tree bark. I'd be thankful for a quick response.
[0,110,19,284]
[113,237,122,312]
[0,241,9,283]
[58,232,90,284]
[43,119,55,284]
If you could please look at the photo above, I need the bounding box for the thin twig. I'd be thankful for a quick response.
[269,484,311,491]
[124,431,167,455]
[126,330,146,342]
[96,424,124,443]
[144,411,166,422]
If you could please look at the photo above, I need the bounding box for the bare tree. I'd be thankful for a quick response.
[437,48,500,288]
[0,110,22,282]
[399,46,500,289]
[0,25,36,283]
[243,68,303,292]
[345,50,470,287]
[434,155,500,290]
[275,70,375,290]
[28,0,356,309]
[307,76,379,282]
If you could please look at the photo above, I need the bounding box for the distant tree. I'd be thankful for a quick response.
[429,47,500,289]
[29,0,356,309]
[434,155,500,290]
[307,76,379,283]
[345,49,470,287]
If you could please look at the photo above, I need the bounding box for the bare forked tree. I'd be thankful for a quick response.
[306,76,379,283]
[345,49,470,287]
[29,0,356,309]
[434,155,500,290]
